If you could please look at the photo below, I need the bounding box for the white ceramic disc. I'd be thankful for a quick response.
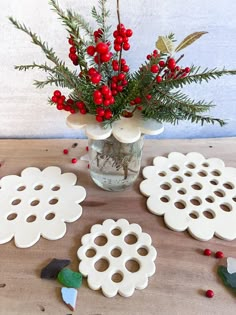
[0,166,86,248]
[140,152,236,241]
[77,219,157,298]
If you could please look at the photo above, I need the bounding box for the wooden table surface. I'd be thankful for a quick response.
[0,138,236,315]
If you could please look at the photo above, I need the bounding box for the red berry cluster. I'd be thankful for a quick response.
[163,58,191,80]
[86,42,112,64]
[51,90,86,115]
[113,24,133,52]
[93,28,103,42]
[112,58,129,73]
[68,35,79,66]
[146,49,160,60]
[93,85,114,122]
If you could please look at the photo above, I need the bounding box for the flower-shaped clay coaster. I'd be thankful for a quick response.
[140,152,236,241]
[66,111,164,143]
[77,219,157,298]
[0,166,86,248]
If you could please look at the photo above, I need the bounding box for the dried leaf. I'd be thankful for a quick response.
[156,36,175,54]
[175,31,208,52]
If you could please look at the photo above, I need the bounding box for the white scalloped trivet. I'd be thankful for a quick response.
[140,152,236,241]
[0,166,86,248]
[77,219,157,298]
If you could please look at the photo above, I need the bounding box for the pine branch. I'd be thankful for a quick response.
[15,62,55,73]
[34,77,64,88]
[160,67,236,89]
[91,0,110,41]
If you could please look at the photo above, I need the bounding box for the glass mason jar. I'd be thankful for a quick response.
[88,134,144,191]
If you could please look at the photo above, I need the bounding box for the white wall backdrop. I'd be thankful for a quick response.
[0,0,236,139]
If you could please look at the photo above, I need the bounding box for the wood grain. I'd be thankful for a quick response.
[0,138,236,315]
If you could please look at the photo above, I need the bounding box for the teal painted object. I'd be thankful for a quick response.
[217,266,236,293]
[57,268,83,288]
[61,287,78,311]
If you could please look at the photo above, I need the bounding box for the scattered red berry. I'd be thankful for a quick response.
[63,149,69,155]
[205,290,214,298]
[203,249,211,256]
[215,251,224,259]
[71,158,77,164]
[86,146,89,151]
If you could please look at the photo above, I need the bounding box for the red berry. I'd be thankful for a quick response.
[203,249,211,256]
[96,115,103,122]
[54,90,61,97]
[80,108,87,115]
[185,67,191,73]
[70,46,76,54]
[103,99,110,106]
[101,85,110,95]
[167,58,176,71]
[159,60,165,67]
[113,64,119,71]
[88,68,97,76]
[86,45,96,56]
[113,30,119,38]
[51,96,58,103]
[86,146,89,151]
[68,38,74,45]
[93,90,102,99]
[121,58,126,65]
[146,54,152,60]
[117,85,123,92]
[114,44,122,52]
[137,106,142,110]
[91,74,102,84]
[67,99,74,105]
[122,65,129,72]
[123,43,130,51]
[146,94,152,100]
[96,107,105,116]
[104,109,113,120]
[94,54,99,64]
[205,290,214,298]
[94,97,103,105]
[134,97,141,104]
[118,73,125,81]
[112,89,118,96]
[96,42,109,54]
[151,64,159,73]
[122,79,128,86]
[70,109,76,114]
[126,29,133,37]
[215,251,224,259]
[156,75,162,83]
[76,101,85,109]
[87,164,90,169]
[117,23,125,31]
[115,36,123,44]
[100,52,111,62]
[56,104,63,110]
[71,158,77,164]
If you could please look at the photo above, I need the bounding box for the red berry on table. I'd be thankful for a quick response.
[205,290,214,298]
[126,29,133,37]
[151,64,159,73]
[123,43,130,51]
[167,58,176,71]
[96,42,109,54]
[203,249,211,256]
[86,45,96,56]
[156,75,162,83]
[86,146,89,151]
[71,158,77,164]
[215,251,224,259]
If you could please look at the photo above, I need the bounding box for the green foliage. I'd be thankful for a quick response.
[8,0,236,127]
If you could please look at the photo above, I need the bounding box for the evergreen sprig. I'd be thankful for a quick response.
[9,0,236,127]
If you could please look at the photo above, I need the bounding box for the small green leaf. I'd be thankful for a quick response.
[175,31,208,52]
[156,36,175,54]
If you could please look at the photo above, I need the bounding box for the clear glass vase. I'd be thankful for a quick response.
[88,135,144,191]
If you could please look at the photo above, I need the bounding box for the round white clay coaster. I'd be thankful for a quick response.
[77,218,157,298]
[0,166,86,248]
[140,152,236,241]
